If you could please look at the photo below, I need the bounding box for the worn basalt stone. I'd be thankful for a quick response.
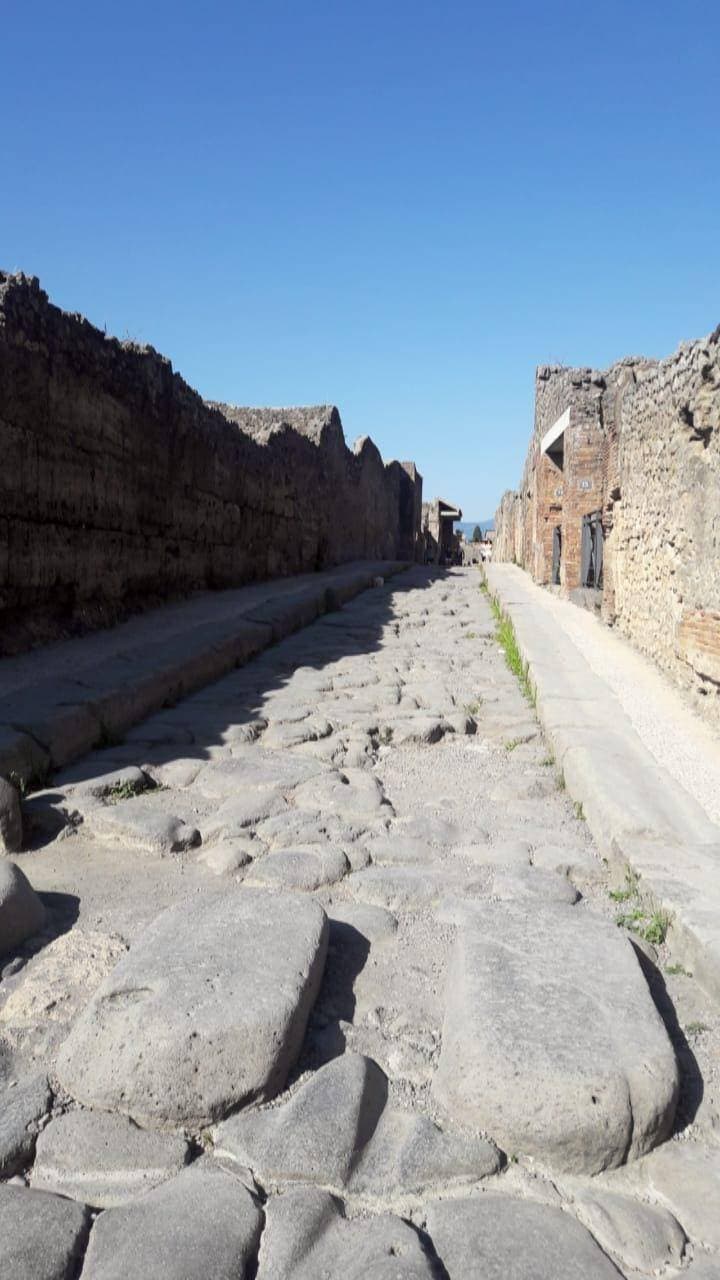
[56,889,328,1127]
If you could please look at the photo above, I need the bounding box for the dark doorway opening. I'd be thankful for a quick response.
[581,512,604,588]
[552,525,562,585]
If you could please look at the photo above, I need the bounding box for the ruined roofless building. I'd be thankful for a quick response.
[493,325,720,722]
[421,499,463,565]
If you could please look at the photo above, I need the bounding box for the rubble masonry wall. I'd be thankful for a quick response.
[494,327,720,721]
[0,273,421,654]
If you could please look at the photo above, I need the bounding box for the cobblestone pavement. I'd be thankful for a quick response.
[1,567,719,1278]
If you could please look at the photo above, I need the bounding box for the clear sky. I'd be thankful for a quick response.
[4,1,718,519]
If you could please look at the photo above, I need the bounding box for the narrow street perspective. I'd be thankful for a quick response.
[3,9,720,1275]
[2,565,719,1277]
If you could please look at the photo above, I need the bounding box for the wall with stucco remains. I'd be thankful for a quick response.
[0,273,422,654]
[494,326,720,722]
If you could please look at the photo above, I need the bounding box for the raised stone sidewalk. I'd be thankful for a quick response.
[487,563,720,998]
[0,560,408,785]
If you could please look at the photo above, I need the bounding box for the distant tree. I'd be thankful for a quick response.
[472,525,482,543]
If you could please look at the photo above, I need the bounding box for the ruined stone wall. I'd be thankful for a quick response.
[0,273,422,654]
[607,331,720,711]
[493,490,523,564]
[493,326,720,722]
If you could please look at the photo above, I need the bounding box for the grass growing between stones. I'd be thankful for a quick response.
[608,868,640,902]
[107,778,146,803]
[484,590,536,706]
[615,898,672,946]
[610,869,672,944]
[643,909,672,946]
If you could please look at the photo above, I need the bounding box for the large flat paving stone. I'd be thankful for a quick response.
[571,1186,686,1274]
[426,1194,623,1279]
[31,1109,190,1207]
[216,1053,387,1189]
[56,889,328,1127]
[596,1139,720,1249]
[292,768,393,820]
[86,800,200,855]
[244,845,349,891]
[216,1054,499,1200]
[80,1160,262,1280]
[432,901,678,1174]
[193,750,325,798]
[0,1072,51,1175]
[258,1185,436,1279]
[0,1183,91,1280]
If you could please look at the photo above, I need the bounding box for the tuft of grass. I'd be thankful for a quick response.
[616,902,672,946]
[686,1021,709,1037]
[609,868,640,902]
[616,907,646,932]
[489,598,535,705]
[574,800,585,821]
[666,962,692,977]
[464,630,478,640]
[107,779,144,804]
[464,699,482,716]
[556,772,566,791]
[505,738,522,752]
[643,910,671,946]
[540,754,554,768]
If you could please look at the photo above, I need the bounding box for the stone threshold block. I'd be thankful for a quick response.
[431,900,678,1175]
[56,889,328,1128]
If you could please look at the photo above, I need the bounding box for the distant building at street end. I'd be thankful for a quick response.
[422,499,462,565]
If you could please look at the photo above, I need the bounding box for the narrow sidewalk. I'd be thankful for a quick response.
[0,560,409,783]
[487,563,720,998]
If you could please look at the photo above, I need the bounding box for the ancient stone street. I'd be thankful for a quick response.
[2,565,719,1277]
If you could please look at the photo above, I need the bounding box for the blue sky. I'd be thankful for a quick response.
[4,1,718,519]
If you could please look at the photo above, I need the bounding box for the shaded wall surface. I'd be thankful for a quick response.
[0,273,422,654]
[494,327,720,722]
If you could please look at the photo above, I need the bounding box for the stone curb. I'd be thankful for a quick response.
[487,563,720,999]
[0,561,410,786]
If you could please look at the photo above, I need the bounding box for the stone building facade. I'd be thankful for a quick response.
[0,273,423,654]
[421,499,463,564]
[494,326,720,722]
